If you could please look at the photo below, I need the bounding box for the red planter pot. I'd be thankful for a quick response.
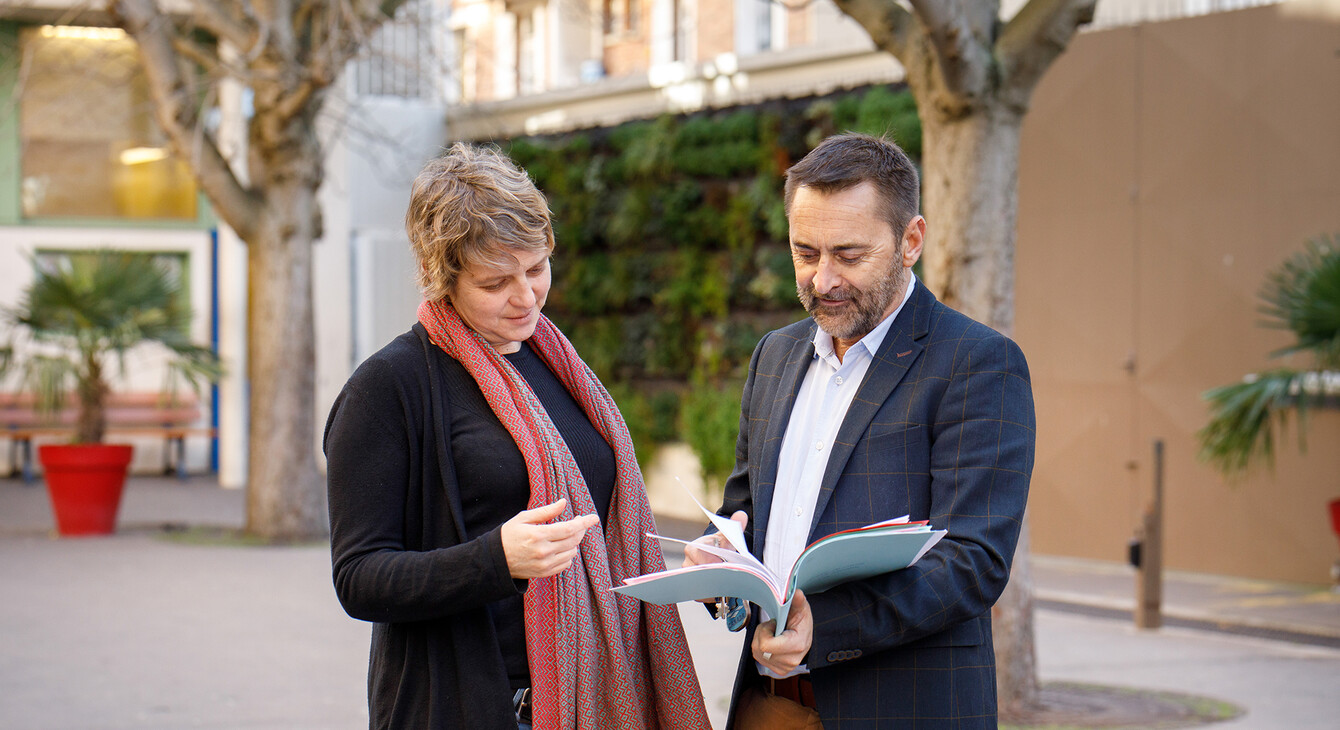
[38,444,134,537]
[1330,498,1340,548]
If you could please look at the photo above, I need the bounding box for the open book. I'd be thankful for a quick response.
[613,481,946,628]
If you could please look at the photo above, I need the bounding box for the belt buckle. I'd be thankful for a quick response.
[512,687,532,723]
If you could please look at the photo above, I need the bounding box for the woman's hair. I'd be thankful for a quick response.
[406,143,554,302]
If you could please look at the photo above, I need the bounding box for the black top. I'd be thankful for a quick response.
[325,325,623,727]
[440,340,616,688]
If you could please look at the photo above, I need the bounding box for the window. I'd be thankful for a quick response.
[517,13,537,94]
[18,25,198,221]
[604,0,640,36]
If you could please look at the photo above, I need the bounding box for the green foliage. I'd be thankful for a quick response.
[1199,370,1313,475]
[853,86,922,157]
[3,251,222,443]
[1198,235,1340,476]
[607,383,657,467]
[607,384,683,468]
[680,379,743,495]
[804,87,921,157]
[1259,235,1340,367]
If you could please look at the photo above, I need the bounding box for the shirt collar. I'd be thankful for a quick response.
[813,271,918,361]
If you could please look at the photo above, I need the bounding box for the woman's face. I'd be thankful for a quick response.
[449,248,552,354]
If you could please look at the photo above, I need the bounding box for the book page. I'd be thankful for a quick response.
[653,535,772,578]
[676,477,750,557]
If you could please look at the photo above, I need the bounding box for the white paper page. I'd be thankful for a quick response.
[653,534,772,577]
[865,515,912,528]
[908,529,946,564]
[676,477,750,557]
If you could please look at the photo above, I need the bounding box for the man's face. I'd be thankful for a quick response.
[789,181,923,345]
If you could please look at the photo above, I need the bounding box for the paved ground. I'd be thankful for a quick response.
[1,477,1338,729]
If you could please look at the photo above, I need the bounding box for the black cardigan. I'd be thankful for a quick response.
[326,324,537,729]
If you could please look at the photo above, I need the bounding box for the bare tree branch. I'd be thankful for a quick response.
[831,0,915,62]
[187,0,256,51]
[272,79,316,120]
[305,0,412,93]
[250,0,296,61]
[112,0,261,241]
[997,0,1096,105]
[907,0,996,101]
[171,33,224,77]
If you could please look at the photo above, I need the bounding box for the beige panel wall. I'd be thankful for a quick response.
[1017,4,1340,585]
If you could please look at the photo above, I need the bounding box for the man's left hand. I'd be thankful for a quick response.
[752,589,812,675]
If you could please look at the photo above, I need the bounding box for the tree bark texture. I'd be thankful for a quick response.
[112,0,411,539]
[242,69,329,540]
[831,0,1096,713]
[919,108,1024,333]
[246,182,327,539]
[993,514,1040,718]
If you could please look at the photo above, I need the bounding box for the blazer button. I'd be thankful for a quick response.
[852,649,862,658]
[827,651,840,662]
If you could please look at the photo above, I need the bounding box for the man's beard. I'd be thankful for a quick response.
[798,266,905,341]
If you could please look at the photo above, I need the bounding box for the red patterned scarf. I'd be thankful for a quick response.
[418,300,711,730]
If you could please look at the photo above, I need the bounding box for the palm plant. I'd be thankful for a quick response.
[1199,234,1340,475]
[3,250,222,444]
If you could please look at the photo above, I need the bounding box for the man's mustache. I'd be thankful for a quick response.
[801,285,857,302]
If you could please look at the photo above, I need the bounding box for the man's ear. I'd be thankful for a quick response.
[901,216,926,267]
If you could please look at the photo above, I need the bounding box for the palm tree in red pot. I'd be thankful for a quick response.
[4,251,221,535]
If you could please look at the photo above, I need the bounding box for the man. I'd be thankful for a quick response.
[685,133,1035,728]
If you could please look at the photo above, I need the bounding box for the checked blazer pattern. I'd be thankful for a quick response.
[717,283,1036,729]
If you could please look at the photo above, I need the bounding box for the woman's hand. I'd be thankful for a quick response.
[501,498,601,579]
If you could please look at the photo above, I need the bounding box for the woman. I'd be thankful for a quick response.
[325,144,711,730]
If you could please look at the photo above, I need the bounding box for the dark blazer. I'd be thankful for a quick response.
[325,325,524,729]
[718,283,1036,729]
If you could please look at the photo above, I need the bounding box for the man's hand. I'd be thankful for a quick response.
[683,510,749,568]
[501,498,601,579]
[752,590,813,675]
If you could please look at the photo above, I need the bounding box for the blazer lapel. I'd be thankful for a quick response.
[808,284,935,538]
[752,324,816,558]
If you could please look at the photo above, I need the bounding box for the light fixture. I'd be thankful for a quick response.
[120,147,169,165]
[39,25,127,41]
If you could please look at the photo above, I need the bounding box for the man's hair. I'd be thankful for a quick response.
[406,143,554,302]
[783,133,920,238]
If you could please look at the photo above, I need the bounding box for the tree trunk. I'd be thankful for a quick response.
[244,105,327,541]
[828,0,1095,716]
[919,101,1039,712]
[919,106,1025,335]
[78,355,109,444]
[109,0,410,540]
[993,514,1040,718]
[246,221,326,540]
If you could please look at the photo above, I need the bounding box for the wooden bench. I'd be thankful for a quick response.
[0,392,215,483]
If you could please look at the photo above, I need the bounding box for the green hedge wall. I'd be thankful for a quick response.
[494,85,920,487]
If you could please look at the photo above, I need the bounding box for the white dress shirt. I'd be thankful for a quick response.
[757,273,917,677]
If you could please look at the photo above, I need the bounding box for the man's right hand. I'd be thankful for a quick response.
[501,498,601,579]
[683,510,749,568]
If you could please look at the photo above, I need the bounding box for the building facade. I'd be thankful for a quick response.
[0,3,447,485]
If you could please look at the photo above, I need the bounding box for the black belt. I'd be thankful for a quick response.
[512,687,532,724]
[765,674,816,709]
